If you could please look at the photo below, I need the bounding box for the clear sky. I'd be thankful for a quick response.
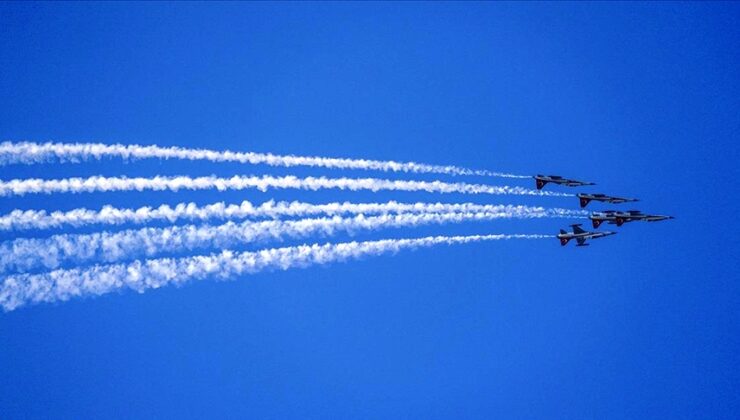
[1,2,738,418]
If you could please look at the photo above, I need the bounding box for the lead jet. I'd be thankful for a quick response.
[558,224,617,246]
[534,174,595,190]
[577,193,639,208]
[612,211,674,227]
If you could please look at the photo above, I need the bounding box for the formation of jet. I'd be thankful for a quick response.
[557,224,617,247]
[534,174,595,190]
[577,193,638,208]
[534,174,673,247]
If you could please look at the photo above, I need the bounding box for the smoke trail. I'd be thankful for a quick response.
[0,200,588,231]
[0,141,529,178]
[0,233,551,311]
[0,211,561,273]
[0,174,570,197]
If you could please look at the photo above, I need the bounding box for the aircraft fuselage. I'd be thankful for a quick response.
[534,174,595,190]
[577,193,639,208]
[613,212,674,226]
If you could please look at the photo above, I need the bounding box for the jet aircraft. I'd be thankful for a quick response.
[558,224,617,246]
[577,193,639,208]
[612,211,675,227]
[534,174,595,190]
[590,210,675,227]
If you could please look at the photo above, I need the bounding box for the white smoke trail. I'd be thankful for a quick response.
[0,174,570,197]
[0,211,562,273]
[0,233,552,311]
[0,200,588,231]
[0,141,529,178]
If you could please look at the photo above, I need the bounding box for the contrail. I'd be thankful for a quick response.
[0,141,529,178]
[0,174,570,197]
[0,200,587,231]
[0,233,552,311]
[0,211,563,273]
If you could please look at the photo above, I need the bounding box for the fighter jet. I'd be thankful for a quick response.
[612,211,675,227]
[577,193,639,208]
[558,224,617,246]
[534,174,595,190]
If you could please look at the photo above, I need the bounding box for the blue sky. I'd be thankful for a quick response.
[1,2,738,418]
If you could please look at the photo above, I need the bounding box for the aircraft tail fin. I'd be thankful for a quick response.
[558,230,570,246]
[579,197,591,208]
[592,219,603,229]
[615,217,625,227]
[536,179,547,190]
